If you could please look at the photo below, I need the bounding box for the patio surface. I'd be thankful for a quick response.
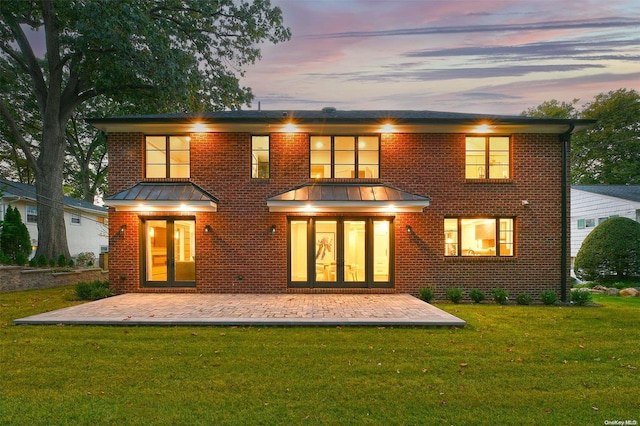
[14,293,466,327]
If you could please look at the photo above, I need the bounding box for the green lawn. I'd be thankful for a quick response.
[1,287,638,425]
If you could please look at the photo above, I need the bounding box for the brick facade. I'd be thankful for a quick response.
[106,127,570,301]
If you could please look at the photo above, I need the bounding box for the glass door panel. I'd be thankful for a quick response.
[290,220,308,281]
[344,221,365,282]
[373,220,390,282]
[174,220,195,281]
[146,220,167,282]
[315,221,337,282]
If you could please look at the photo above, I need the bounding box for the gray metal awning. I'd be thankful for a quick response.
[267,183,430,213]
[105,182,219,212]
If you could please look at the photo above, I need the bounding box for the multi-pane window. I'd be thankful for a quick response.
[26,205,37,223]
[71,213,81,225]
[465,136,510,179]
[145,136,190,178]
[251,136,270,178]
[310,136,379,179]
[444,218,514,257]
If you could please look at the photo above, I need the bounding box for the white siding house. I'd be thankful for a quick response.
[571,185,640,271]
[0,179,108,259]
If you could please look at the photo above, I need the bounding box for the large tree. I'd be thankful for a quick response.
[571,89,640,184]
[0,0,290,259]
[521,89,640,184]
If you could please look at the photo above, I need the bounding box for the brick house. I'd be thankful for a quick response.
[89,109,593,301]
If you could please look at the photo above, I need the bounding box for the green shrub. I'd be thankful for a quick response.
[446,288,463,304]
[418,288,434,303]
[36,254,48,267]
[15,252,27,266]
[571,289,593,306]
[28,258,37,267]
[48,259,56,267]
[469,289,485,303]
[490,288,509,305]
[574,216,640,281]
[516,293,532,305]
[57,254,67,267]
[75,281,112,300]
[67,259,74,267]
[539,290,558,305]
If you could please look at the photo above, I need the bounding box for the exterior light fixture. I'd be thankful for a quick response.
[406,225,413,234]
[118,224,127,235]
[270,224,277,234]
[204,224,213,234]
[521,200,530,207]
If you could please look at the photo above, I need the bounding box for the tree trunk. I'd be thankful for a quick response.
[34,120,70,261]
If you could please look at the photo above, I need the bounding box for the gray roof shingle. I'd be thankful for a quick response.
[572,185,640,203]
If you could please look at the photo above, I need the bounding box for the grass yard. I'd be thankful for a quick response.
[1,287,638,425]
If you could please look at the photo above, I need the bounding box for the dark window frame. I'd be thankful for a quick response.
[145,135,191,179]
[444,217,515,257]
[310,135,380,179]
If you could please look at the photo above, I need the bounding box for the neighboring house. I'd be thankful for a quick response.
[0,178,108,259]
[89,109,593,299]
[571,185,640,271]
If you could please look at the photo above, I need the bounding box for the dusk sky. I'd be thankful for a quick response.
[243,0,640,115]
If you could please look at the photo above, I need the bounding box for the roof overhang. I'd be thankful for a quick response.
[266,183,430,213]
[105,182,218,212]
[87,110,596,135]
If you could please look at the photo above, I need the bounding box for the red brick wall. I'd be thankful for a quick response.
[107,131,568,300]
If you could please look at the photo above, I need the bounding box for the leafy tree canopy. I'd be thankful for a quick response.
[522,89,640,184]
[574,217,640,281]
[0,0,290,258]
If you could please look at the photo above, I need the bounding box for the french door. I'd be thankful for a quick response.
[142,218,196,287]
[289,217,393,288]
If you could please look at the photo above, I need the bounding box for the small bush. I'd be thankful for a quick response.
[446,288,463,304]
[57,254,66,267]
[491,288,509,305]
[67,259,75,267]
[516,293,532,305]
[36,254,48,267]
[48,259,56,267]
[28,258,37,267]
[75,281,112,300]
[571,289,593,306]
[418,288,434,303]
[469,289,485,303]
[539,290,558,305]
[15,253,27,266]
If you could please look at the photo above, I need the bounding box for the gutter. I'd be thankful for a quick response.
[560,124,574,302]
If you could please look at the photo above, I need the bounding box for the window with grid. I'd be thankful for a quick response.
[465,136,510,179]
[251,136,270,178]
[145,136,190,178]
[26,205,38,223]
[445,218,514,257]
[310,136,379,179]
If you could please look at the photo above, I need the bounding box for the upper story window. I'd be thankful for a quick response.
[71,213,81,225]
[310,136,379,179]
[145,136,190,178]
[465,136,510,179]
[26,205,37,223]
[445,217,514,257]
[251,136,270,178]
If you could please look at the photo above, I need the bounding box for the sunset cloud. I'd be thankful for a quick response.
[243,0,640,114]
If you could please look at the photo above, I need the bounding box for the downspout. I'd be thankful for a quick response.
[560,124,574,302]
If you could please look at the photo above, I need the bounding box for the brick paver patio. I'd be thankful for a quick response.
[14,293,466,327]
